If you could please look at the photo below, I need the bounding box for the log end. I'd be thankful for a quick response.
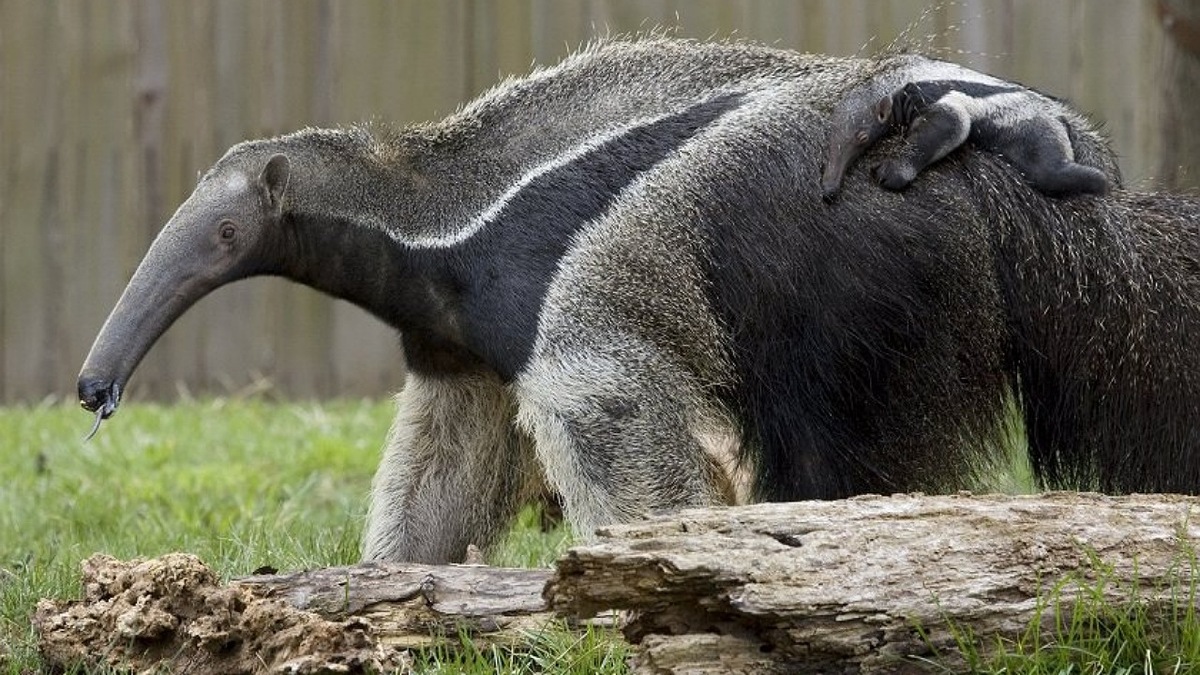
[32,553,409,674]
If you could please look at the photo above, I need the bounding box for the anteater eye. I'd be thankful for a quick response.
[218,221,237,242]
[856,130,869,143]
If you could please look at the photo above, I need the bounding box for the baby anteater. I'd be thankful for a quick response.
[820,57,1110,200]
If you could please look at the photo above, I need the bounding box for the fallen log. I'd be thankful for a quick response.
[236,557,558,648]
[549,492,1200,674]
[33,553,558,674]
[32,493,1200,674]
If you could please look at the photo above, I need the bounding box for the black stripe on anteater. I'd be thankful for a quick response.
[891,80,1021,123]
[443,93,744,380]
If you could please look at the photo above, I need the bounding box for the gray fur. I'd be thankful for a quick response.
[363,370,542,562]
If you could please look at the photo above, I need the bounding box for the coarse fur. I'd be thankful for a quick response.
[79,38,1199,563]
[362,370,543,563]
[819,54,1113,200]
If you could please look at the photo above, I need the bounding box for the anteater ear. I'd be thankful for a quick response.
[259,154,290,212]
[874,96,893,124]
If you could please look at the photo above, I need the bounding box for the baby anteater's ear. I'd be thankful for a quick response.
[259,154,291,212]
[874,95,893,124]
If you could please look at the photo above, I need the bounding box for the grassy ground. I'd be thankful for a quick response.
[1,399,1197,673]
[0,398,619,674]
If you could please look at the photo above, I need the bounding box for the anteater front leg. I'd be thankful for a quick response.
[874,100,971,191]
[514,338,731,539]
[362,370,540,563]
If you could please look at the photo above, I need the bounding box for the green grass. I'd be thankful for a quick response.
[411,624,631,674]
[0,398,620,674]
[2,400,1198,674]
[921,546,1200,674]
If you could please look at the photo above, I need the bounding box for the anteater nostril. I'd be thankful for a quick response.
[78,381,100,412]
[77,376,116,414]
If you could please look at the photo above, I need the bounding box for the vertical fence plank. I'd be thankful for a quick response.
[1082,0,1162,185]
[0,0,8,400]
[17,2,51,400]
[528,0,590,63]
[468,0,533,96]
[738,0,803,51]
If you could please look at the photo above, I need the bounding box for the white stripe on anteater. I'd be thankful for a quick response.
[404,112,683,249]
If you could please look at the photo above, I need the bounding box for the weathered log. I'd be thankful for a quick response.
[33,553,558,674]
[33,493,1200,674]
[236,559,558,649]
[548,492,1200,674]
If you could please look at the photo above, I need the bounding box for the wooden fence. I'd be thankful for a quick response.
[0,0,1166,404]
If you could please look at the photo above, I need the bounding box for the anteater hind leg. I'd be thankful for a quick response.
[1000,117,1109,196]
[362,370,540,563]
[514,339,734,540]
[874,101,971,191]
[1025,161,1109,196]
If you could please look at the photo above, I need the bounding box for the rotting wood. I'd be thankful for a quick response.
[33,554,559,674]
[33,493,1200,674]
[548,492,1200,674]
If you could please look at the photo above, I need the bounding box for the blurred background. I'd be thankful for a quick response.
[1,0,1196,405]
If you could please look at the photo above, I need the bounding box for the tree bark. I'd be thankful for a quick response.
[1157,0,1200,190]
[550,492,1200,674]
[33,493,1200,674]
[236,561,561,648]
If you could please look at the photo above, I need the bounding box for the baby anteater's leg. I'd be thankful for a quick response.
[874,99,971,191]
[1024,161,1109,196]
[994,116,1110,197]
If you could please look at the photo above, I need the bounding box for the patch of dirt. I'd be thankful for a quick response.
[33,553,408,674]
